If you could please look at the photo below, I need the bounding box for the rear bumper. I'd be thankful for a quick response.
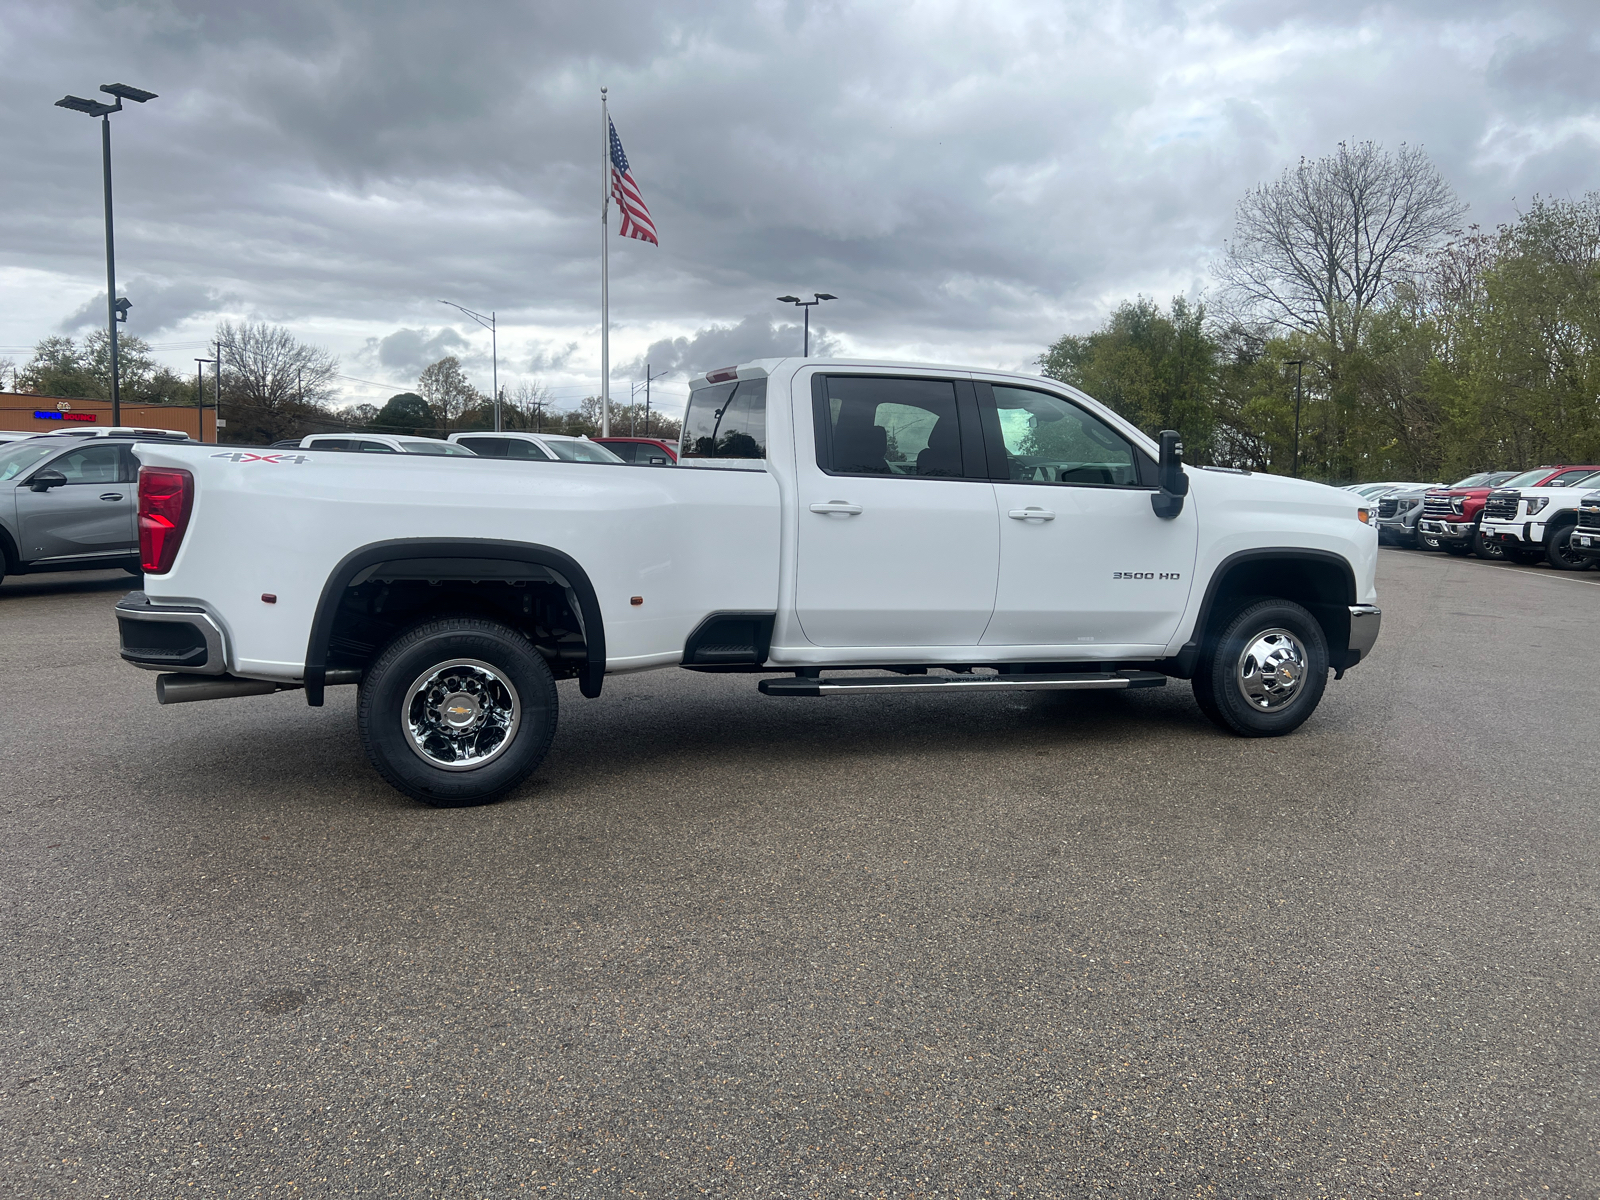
[1345,604,1381,668]
[115,591,228,675]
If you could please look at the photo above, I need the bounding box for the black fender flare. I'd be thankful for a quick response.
[1174,547,1358,677]
[303,537,606,705]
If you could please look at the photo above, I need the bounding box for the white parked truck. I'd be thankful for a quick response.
[115,359,1381,805]
[1476,470,1600,569]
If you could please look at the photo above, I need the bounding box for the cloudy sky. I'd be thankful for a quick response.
[1,0,1595,416]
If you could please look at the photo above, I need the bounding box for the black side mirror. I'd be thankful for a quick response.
[1151,430,1188,519]
[28,469,68,493]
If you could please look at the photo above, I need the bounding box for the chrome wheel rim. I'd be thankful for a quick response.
[403,659,520,771]
[1235,627,1308,712]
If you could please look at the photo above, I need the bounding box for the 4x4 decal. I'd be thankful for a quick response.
[210,452,310,464]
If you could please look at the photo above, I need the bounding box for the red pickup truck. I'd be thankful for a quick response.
[1419,467,1596,557]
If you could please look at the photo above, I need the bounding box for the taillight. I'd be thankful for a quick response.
[139,467,194,574]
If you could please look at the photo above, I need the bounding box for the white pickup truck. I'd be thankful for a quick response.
[1476,469,1600,569]
[115,358,1381,806]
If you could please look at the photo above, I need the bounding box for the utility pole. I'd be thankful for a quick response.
[644,362,653,437]
[1286,359,1305,478]
[194,358,214,441]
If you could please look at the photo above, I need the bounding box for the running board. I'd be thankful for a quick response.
[759,670,1168,697]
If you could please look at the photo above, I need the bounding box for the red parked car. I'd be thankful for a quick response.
[1419,466,1600,558]
[592,436,677,465]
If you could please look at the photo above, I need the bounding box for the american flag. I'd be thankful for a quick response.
[608,118,658,245]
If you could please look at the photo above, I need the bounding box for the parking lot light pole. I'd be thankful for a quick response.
[439,301,499,431]
[55,83,157,429]
[776,293,836,357]
[1285,359,1305,478]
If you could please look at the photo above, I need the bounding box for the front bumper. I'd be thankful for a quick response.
[1480,520,1544,546]
[115,591,229,675]
[1571,529,1600,556]
[1346,604,1381,668]
[1418,518,1475,540]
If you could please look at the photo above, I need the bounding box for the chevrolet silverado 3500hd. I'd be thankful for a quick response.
[115,359,1381,805]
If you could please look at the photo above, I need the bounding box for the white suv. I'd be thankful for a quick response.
[447,431,624,463]
[298,433,478,456]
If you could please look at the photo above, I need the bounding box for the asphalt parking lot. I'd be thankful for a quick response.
[2,551,1597,1199]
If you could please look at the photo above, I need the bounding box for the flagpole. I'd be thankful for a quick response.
[600,86,610,438]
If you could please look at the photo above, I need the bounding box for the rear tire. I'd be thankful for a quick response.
[357,616,558,807]
[1546,525,1592,571]
[1192,599,1329,737]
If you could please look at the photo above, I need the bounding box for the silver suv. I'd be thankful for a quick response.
[0,429,191,586]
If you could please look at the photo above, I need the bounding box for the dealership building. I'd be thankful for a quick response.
[0,392,217,441]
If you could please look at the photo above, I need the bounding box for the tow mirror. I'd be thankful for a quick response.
[28,469,68,493]
[1151,430,1188,519]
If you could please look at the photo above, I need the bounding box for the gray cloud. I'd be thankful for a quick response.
[1,0,1596,404]
[619,315,839,380]
[59,279,228,335]
[364,327,471,376]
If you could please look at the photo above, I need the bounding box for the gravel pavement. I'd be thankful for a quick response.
[2,550,1597,1198]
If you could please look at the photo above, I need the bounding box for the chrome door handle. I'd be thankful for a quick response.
[809,501,863,516]
[100,492,124,501]
[1008,507,1055,521]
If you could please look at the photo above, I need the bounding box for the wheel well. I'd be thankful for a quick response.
[1546,510,1578,530]
[1182,550,1356,677]
[0,523,18,572]
[304,540,606,705]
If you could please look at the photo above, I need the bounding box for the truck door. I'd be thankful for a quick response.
[793,372,999,647]
[14,441,136,563]
[976,382,1197,649]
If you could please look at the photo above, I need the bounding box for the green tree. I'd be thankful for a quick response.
[372,392,433,435]
[1040,296,1220,462]
[417,357,483,433]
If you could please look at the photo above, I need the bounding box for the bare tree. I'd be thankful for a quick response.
[1216,142,1466,360]
[417,356,483,432]
[216,321,339,442]
[504,380,553,431]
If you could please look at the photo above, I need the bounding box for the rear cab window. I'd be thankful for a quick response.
[810,375,982,478]
[682,379,767,464]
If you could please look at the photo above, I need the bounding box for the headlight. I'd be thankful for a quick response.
[1525,497,1549,515]
[1450,497,1464,514]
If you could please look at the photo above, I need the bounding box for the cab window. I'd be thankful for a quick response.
[49,442,123,484]
[682,379,767,460]
[813,376,971,477]
[982,386,1139,486]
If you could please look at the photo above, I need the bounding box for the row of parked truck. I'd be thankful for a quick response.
[1360,466,1600,570]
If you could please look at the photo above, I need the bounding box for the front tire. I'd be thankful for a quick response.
[1192,599,1329,737]
[1473,529,1505,560]
[357,616,558,806]
[1546,525,1592,571]
[1417,530,1442,551]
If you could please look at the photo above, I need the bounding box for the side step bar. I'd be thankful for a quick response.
[759,669,1168,697]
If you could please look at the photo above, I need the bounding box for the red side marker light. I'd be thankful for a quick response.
[261,593,277,604]
[138,467,194,574]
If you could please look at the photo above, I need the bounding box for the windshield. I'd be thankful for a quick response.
[0,439,66,481]
[1449,473,1489,487]
[399,441,477,456]
[1500,469,1553,488]
[545,439,623,463]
